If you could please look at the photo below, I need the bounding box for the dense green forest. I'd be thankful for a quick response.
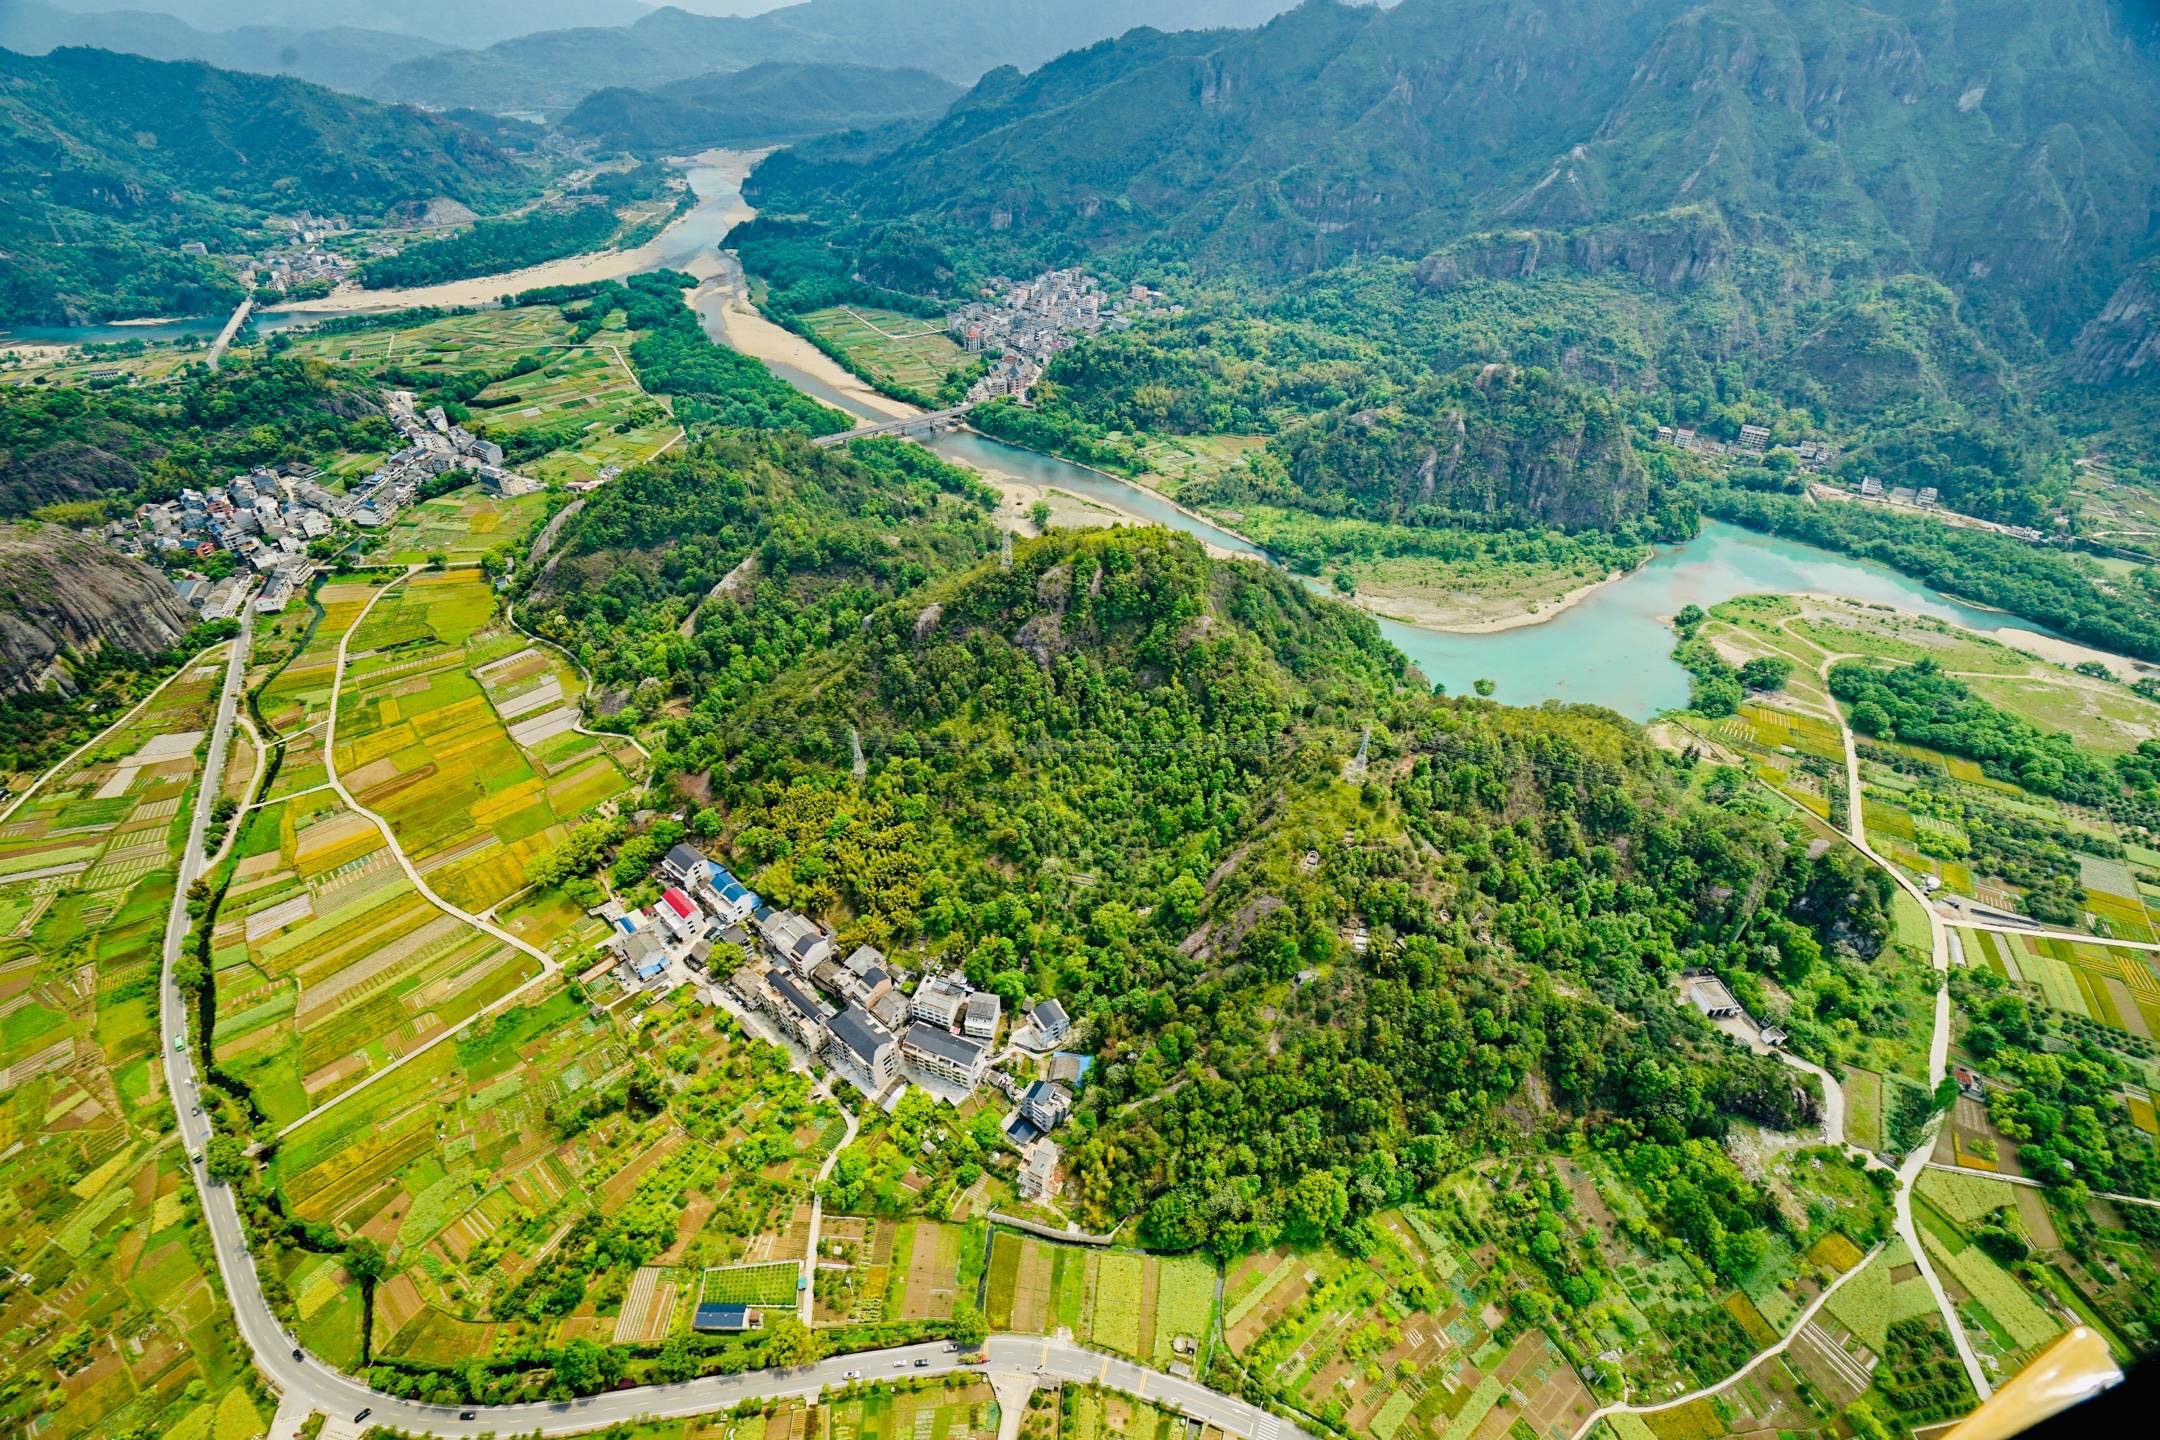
[358,167,682,291]
[520,439,1914,1288]
[0,357,393,516]
[0,46,533,323]
[359,205,622,290]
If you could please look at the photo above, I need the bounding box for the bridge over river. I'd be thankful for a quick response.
[811,403,976,447]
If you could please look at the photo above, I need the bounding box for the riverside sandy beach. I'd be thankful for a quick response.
[265,150,764,318]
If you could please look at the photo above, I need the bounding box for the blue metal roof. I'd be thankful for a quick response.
[693,1302,753,1331]
[615,916,637,932]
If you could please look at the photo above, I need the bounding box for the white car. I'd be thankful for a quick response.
[844,1370,861,1380]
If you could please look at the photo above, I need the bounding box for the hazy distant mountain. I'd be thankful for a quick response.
[0,0,452,92]
[29,0,651,48]
[367,0,1312,116]
[0,46,530,323]
[562,61,962,152]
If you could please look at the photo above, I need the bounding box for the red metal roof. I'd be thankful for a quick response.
[662,887,695,918]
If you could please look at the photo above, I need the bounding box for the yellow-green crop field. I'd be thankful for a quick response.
[284,304,680,488]
[268,987,839,1365]
[0,646,269,1440]
[209,570,633,1128]
[799,305,967,396]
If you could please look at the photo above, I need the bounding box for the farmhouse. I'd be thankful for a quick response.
[757,907,834,976]
[662,843,706,886]
[692,1303,762,1333]
[1019,1079,1072,1133]
[911,972,972,1029]
[1027,997,1069,1047]
[763,968,831,1051]
[963,989,1002,1041]
[1684,974,1743,1019]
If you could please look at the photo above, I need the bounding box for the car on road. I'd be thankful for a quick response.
[914,1357,932,1368]
[353,1409,370,1423]
[291,1348,303,1362]
[190,1104,201,1115]
[173,1036,185,1051]
[844,1369,861,1380]
[892,1359,907,1368]
[461,1412,477,1421]
[190,1153,202,1166]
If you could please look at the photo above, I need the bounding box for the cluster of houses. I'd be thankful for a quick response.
[106,467,335,616]
[1654,422,1837,470]
[363,390,540,527]
[609,843,1084,1203]
[948,270,1171,406]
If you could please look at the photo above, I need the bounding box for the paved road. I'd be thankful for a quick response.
[150,607,1305,1438]
[1817,652,1992,1402]
[1924,1162,2160,1211]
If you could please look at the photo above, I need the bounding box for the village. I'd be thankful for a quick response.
[947,268,1172,405]
[100,386,542,620]
[605,843,1084,1207]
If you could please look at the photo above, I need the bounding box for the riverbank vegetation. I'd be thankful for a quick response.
[1703,487,2160,663]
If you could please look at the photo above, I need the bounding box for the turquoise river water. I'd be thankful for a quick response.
[18,154,2069,722]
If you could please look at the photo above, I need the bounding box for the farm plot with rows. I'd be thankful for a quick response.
[0,646,269,1440]
[282,303,681,489]
[268,988,839,1365]
[330,571,630,913]
[207,786,537,1126]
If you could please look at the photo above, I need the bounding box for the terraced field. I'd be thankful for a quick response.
[211,569,633,1126]
[0,644,269,1440]
[282,304,681,491]
[268,988,839,1365]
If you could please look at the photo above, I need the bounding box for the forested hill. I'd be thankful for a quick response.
[0,46,533,324]
[365,0,1310,116]
[1236,365,1653,532]
[750,0,2160,417]
[560,61,963,153]
[522,449,1906,1268]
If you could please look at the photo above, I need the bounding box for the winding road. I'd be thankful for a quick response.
[154,588,1305,1438]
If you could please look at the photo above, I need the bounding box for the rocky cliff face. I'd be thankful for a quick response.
[2066,260,2160,384]
[0,524,196,694]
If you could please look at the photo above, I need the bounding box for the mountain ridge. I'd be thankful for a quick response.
[561,60,962,152]
[0,45,532,323]
[364,0,1315,116]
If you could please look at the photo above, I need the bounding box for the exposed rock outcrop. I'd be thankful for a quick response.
[2066,260,2160,384]
[0,524,195,694]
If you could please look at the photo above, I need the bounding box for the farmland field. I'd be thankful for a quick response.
[798,306,968,397]
[282,304,681,490]
[265,986,841,1365]
[0,644,270,1440]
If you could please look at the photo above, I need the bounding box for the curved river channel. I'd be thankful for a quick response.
[15,153,2079,721]
[686,247,2067,719]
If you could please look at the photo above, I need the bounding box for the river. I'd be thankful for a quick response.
[18,151,2086,722]
[685,233,2070,718]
